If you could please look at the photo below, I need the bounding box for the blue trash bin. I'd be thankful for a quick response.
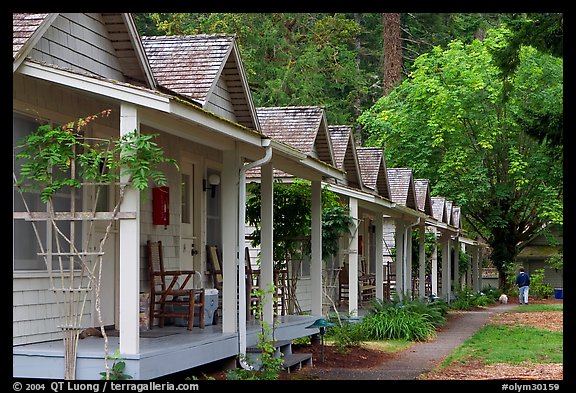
[553,288,563,299]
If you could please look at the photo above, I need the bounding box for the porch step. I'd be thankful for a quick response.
[281,353,313,373]
[246,339,313,372]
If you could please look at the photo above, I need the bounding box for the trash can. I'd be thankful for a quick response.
[553,288,563,299]
[174,288,219,327]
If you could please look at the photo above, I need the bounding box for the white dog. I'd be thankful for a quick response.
[499,294,508,304]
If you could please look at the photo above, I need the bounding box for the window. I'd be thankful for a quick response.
[13,113,83,271]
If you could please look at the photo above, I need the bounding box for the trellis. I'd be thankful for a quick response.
[13,112,175,379]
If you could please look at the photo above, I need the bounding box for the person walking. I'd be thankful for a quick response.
[515,267,531,304]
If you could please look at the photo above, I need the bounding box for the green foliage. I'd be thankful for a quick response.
[358,26,563,276]
[100,349,133,380]
[450,286,494,311]
[528,269,553,300]
[359,297,442,342]
[227,284,283,380]
[325,315,364,354]
[15,111,178,203]
[246,180,352,264]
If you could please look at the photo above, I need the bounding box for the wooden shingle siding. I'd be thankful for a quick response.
[431,196,447,223]
[204,77,236,121]
[328,125,362,188]
[29,14,125,81]
[13,276,91,345]
[414,179,433,216]
[13,13,50,60]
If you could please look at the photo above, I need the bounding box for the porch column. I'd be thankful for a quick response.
[418,224,426,300]
[348,197,359,316]
[453,236,460,292]
[310,180,323,316]
[260,162,274,324]
[471,245,480,292]
[222,149,240,333]
[119,103,140,355]
[441,232,451,302]
[404,225,414,299]
[430,227,438,296]
[394,221,405,299]
[374,214,384,300]
[464,243,471,289]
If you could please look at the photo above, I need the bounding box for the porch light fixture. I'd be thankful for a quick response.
[306,318,335,363]
[203,173,221,198]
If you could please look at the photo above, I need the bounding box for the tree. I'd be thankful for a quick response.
[382,13,402,96]
[358,27,563,290]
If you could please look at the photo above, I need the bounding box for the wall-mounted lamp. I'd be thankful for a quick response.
[203,173,221,198]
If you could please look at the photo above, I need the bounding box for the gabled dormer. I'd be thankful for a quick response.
[451,206,461,229]
[356,147,391,200]
[142,34,259,130]
[445,200,454,226]
[328,125,363,190]
[414,179,433,216]
[386,168,418,210]
[256,106,335,167]
[13,13,155,88]
[431,196,447,224]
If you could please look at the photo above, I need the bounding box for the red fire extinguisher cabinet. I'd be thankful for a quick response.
[152,186,170,226]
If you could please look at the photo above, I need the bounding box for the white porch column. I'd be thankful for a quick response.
[310,180,323,316]
[441,232,451,302]
[374,214,384,300]
[119,103,140,355]
[222,149,240,333]
[348,198,359,316]
[260,163,274,324]
[404,225,413,299]
[431,227,438,296]
[464,243,471,288]
[471,246,480,292]
[418,224,426,300]
[453,236,460,292]
[394,221,405,299]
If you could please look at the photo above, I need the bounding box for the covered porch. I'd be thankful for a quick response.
[13,314,318,380]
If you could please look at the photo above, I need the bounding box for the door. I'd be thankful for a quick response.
[180,160,198,272]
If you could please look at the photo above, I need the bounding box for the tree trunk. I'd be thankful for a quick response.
[382,13,402,96]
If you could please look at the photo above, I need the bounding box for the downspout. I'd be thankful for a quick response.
[403,216,420,298]
[238,138,272,369]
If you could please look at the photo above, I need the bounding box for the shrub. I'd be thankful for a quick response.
[359,306,436,342]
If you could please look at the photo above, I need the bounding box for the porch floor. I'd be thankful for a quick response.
[13,314,319,380]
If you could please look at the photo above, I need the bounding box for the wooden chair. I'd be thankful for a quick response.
[338,263,350,306]
[245,247,261,318]
[147,240,205,330]
[206,245,223,292]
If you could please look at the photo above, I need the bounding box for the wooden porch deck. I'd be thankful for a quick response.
[13,314,319,380]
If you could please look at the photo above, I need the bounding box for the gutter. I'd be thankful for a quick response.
[237,138,272,369]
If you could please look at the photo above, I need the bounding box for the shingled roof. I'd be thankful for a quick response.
[256,106,334,166]
[356,147,391,199]
[328,125,363,189]
[414,179,433,216]
[142,34,258,130]
[13,13,51,63]
[386,168,418,210]
[431,196,447,223]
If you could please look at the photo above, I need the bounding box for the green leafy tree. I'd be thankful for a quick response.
[358,27,562,291]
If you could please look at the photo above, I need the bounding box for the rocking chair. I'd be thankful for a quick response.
[146,240,205,330]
